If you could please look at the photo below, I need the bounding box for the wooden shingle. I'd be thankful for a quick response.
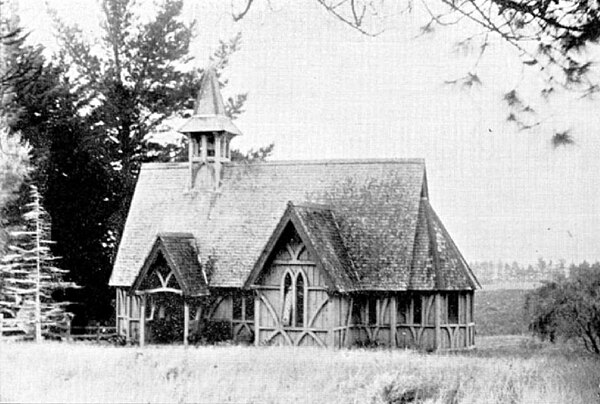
[110,158,478,292]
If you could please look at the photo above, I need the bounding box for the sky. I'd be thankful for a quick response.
[13,0,600,265]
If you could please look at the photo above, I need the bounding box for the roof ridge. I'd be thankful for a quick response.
[292,202,333,211]
[141,158,426,170]
[158,232,195,238]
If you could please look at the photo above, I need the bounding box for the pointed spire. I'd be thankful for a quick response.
[178,67,242,137]
[194,67,226,116]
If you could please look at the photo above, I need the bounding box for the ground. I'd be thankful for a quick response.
[0,336,598,403]
[1,285,598,403]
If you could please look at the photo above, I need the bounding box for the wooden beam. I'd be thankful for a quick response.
[188,134,194,189]
[390,296,397,348]
[125,292,130,343]
[201,135,207,162]
[183,299,189,347]
[434,293,441,351]
[135,287,183,295]
[139,294,146,347]
[115,289,118,336]
[328,296,336,349]
[254,291,260,347]
[214,134,221,189]
[344,298,353,348]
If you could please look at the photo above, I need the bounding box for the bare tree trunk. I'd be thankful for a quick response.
[34,190,42,342]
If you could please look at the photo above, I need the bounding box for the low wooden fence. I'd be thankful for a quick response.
[0,314,117,343]
[0,317,28,336]
[55,326,118,342]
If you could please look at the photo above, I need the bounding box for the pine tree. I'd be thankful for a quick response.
[0,185,77,341]
[0,120,31,256]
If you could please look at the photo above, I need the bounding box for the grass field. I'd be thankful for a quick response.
[1,336,598,403]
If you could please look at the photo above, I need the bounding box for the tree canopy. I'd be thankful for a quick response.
[525,261,600,354]
[3,0,271,325]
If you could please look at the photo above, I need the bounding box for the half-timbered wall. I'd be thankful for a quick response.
[393,291,475,350]
[333,291,475,350]
[115,287,142,342]
[204,290,255,342]
[255,229,331,347]
[115,231,475,349]
[436,291,475,349]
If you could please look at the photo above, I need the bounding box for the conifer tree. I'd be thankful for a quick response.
[0,185,77,341]
[0,121,31,256]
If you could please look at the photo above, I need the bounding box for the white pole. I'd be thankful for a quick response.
[34,188,42,342]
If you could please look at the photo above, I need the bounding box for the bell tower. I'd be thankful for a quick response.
[178,68,242,190]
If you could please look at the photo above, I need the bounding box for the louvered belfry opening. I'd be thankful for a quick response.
[178,68,242,190]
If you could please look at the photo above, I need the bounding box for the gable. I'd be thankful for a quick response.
[130,233,208,296]
[110,159,426,289]
[252,224,317,286]
[138,253,182,291]
[247,204,357,292]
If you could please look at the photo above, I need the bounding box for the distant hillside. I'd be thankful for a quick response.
[475,289,529,336]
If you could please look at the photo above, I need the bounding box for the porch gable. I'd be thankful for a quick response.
[130,233,209,297]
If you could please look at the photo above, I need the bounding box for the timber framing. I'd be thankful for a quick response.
[110,69,479,350]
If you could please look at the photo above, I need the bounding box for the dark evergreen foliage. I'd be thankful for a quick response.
[3,1,274,326]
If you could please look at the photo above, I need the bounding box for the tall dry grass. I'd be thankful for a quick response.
[0,336,598,403]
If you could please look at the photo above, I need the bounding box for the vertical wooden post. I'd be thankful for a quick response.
[214,134,221,189]
[470,292,475,347]
[390,296,397,348]
[66,316,71,342]
[183,299,189,347]
[201,135,207,162]
[188,134,194,189]
[434,293,441,351]
[139,294,146,347]
[115,289,118,335]
[254,291,260,347]
[328,296,335,349]
[344,298,353,348]
[125,292,130,343]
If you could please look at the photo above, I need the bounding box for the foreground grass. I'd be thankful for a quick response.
[1,336,598,403]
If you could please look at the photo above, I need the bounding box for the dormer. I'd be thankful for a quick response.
[178,68,242,189]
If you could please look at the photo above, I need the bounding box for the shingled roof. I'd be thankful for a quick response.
[131,233,208,296]
[246,202,358,292]
[110,158,478,291]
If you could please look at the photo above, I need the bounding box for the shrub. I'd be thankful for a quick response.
[190,319,233,345]
[151,319,184,343]
[525,262,600,354]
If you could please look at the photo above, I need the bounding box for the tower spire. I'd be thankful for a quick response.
[178,67,242,137]
[178,68,243,190]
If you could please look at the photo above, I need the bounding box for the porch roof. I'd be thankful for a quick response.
[131,233,209,296]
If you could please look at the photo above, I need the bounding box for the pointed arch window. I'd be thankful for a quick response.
[295,273,305,327]
[282,273,293,326]
[281,271,307,328]
[233,293,255,322]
